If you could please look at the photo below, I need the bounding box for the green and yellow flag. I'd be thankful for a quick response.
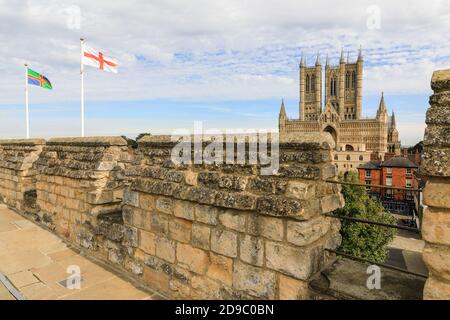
[27,68,52,90]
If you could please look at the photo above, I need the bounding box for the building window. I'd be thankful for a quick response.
[346,155,351,161]
[345,72,350,89]
[365,170,371,178]
[406,179,412,188]
[406,168,412,176]
[365,180,372,191]
[359,155,363,161]
[385,189,393,199]
[306,75,310,93]
[386,167,392,175]
[334,154,338,161]
[352,71,356,89]
[386,177,392,186]
[311,75,316,91]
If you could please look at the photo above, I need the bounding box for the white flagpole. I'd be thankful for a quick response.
[24,64,29,139]
[80,38,85,137]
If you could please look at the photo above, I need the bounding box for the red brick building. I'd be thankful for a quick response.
[358,157,419,213]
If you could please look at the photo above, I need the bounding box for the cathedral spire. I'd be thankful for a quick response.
[379,92,387,111]
[279,98,286,118]
[346,51,350,63]
[325,53,329,67]
[358,45,363,61]
[340,48,345,64]
[391,110,396,128]
[300,54,305,68]
[315,52,321,66]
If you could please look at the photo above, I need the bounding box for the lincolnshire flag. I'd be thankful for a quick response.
[27,68,52,90]
[82,43,118,73]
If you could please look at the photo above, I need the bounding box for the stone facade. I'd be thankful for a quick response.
[0,139,45,211]
[421,69,450,300]
[0,133,344,299]
[279,50,401,172]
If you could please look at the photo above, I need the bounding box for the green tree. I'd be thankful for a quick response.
[336,172,397,263]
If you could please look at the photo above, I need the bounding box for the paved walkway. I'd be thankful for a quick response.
[0,204,161,300]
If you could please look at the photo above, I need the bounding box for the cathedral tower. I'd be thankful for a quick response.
[324,49,364,120]
[299,54,322,121]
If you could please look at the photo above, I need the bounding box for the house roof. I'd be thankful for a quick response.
[381,156,418,168]
[358,160,382,170]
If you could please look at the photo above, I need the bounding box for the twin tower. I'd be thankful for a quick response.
[300,48,363,121]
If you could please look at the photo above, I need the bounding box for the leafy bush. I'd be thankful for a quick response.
[336,172,397,263]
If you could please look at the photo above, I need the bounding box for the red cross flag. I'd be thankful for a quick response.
[82,43,118,73]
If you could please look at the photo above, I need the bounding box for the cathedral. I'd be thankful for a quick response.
[279,49,401,172]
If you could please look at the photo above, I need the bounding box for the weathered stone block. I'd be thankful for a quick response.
[320,194,345,214]
[233,261,277,299]
[151,213,169,235]
[194,204,218,225]
[169,218,192,243]
[139,193,155,210]
[247,215,284,241]
[279,274,310,300]
[256,195,303,217]
[174,200,195,220]
[239,235,264,267]
[211,229,238,258]
[422,207,450,246]
[423,276,450,300]
[176,243,209,275]
[206,253,233,286]
[265,241,321,280]
[143,266,170,294]
[123,190,139,207]
[423,178,450,208]
[218,209,246,232]
[192,223,211,250]
[155,236,176,263]
[286,181,315,200]
[422,244,450,282]
[287,216,331,246]
[155,196,173,214]
[139,229,156,255]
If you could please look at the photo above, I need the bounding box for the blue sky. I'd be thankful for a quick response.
[1,0,449,146]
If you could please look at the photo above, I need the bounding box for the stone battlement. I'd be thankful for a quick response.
[0,133,343,299]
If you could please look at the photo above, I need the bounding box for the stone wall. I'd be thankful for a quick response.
[0,133,344,299]
[34,137,131,245]
[0,139,45,211]
[421,69,450,300]
[121,133,343,299]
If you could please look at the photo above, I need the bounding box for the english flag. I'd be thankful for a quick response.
[82,43,118,73]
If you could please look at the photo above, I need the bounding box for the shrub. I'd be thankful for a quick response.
[336,172,397,263]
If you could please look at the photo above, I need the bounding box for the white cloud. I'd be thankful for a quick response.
[0,0,448,142]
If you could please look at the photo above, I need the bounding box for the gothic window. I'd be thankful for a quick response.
[345,72,350,89]
[330,77,337,96]
[306,75,310,93]
[359,155,363,161]
[352,71,356,88]
[346,155,351,161]
[311,75,316,91]
[334,154,338,161]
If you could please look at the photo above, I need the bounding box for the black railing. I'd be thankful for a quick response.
[324,179,427,278]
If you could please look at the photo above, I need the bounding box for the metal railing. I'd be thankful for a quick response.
[324,179,427,279]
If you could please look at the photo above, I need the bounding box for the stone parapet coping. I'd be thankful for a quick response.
[47,136,127,147]
[0,139,46,146]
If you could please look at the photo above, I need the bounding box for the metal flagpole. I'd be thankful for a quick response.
[24,64,29,139]
[80,38,85,137]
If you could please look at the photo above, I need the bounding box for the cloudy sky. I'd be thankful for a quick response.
[0,0,449,145]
